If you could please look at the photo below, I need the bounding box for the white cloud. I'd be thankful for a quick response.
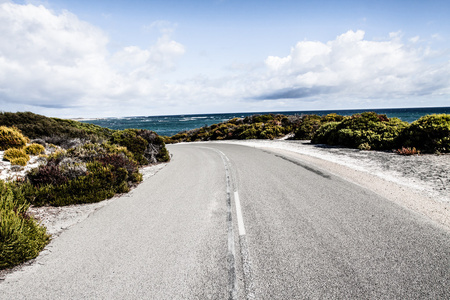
[112,36,185,77]
[256,30,450,102]
[0,2,185,115]
[0,2,448,118]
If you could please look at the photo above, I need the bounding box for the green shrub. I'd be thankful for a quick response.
[3,148,30,164]
[397,114,450,153]
[25,148,142,206]
[25,143,45,155]
[0,181,50,270]
[311,112,409,150]
[168,114,296,142]
[0,111,113,141]
[24,162,117,206]
[311,122,340,145]
[0,126,29,150]
[111,129,149,165]
[10,157,29,166]
[110,129,170,164]
[293,115,323,140]
[358,142,371,150]
[157,146,170,162]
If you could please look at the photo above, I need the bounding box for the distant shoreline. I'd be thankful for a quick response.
[76,107,450,137]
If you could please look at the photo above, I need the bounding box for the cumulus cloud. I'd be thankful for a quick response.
[112,35,185,77]
[0,2,185,115]
[256,30,450,102]
[0,2,448,117]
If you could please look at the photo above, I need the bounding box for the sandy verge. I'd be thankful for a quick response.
[219,140,450,231]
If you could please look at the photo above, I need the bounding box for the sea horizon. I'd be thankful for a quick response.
[80,106,450,137]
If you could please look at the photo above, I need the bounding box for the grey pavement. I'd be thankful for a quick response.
[1,143,449,299]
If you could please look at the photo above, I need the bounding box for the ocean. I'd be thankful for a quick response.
[80,107,450,137]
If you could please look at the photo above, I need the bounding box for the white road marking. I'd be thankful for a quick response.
[198,146,255,299]
[234,191,246,236]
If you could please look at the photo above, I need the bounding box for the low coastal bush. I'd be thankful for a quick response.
[311,112,409,150]
[397,114,450,153]
[23,161,125,206]
[167,114,298,143]
[24,143,143,206]
[292,114,346,140]
[111,129,170,164]
[3,148,30,165]
[0,181,50,270]
[0,112,113,142]
[27,162,71,187]
[10,157,29,166]
[0,126,29,150]
[24,143,45,155]
[111,129,149,165]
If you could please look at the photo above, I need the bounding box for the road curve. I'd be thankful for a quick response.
[1,142,449,299]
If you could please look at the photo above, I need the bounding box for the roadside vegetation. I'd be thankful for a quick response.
[2,110,448,270]
[166,114,301,143]
[166,112,450,154]
[0,112,170,270]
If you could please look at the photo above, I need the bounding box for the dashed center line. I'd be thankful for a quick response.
[201,146,256,300]
[234,191,246,236]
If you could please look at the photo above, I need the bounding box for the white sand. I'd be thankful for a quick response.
[0,151,44,182]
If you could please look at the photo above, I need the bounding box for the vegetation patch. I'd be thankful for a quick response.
[396,147,420,156]
[0,112,170,270]
[293,113,346,140]
[23,143,143,206]
[0,112,113,143]
[311,112,409,151]
[166,114,302,143]
[111,129,170,164]
[0,181,50,270]
[3,148,30,165]
[0,126,29,150]
[166,111,449,154]
[396,114,450,153]
[25,143,46,155]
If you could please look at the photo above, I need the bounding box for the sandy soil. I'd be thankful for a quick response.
[0,151,44,182]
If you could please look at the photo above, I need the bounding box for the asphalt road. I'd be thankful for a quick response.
[1,143,449,299]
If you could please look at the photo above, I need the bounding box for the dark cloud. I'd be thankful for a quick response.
[254,86,335,101]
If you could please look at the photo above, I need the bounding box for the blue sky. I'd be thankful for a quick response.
[1,0,449,117]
